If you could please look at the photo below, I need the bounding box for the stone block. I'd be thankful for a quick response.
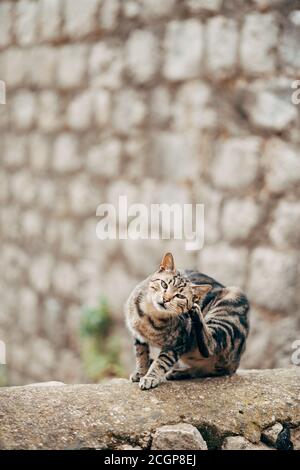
[64,0,99,38]
[29,255,53,293]
[148,131,200,181]
[52,133,81,173]
[28,47,56,88]
[152,424,208,450]
[221,198,262,242]
[112,89,146,134]
[199,244,248,287]
[87,139,121,177]
[11,91,36,130]
[100,0,120,31]
[38,91,62,133]
[67,92,92,131]
[240,13,279,75]
[0,2,12,47]
[57,45,87,89]
[211,137,262,190]
[248,247,298,313]
[39,0,61,41]
[164,20,203,81]
[16,0,38,46]
[242,90,297,131]
[263,138,300,193]
[172,81,217,129]
[270,201,300,249]
[206,16,238,79]
[89,42,123,90]
[125,30,160,84]
[222,436,271,450]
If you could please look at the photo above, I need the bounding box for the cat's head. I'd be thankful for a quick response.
[148,252,212,316]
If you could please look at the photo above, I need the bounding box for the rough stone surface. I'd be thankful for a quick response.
[261,423,283,447]
[164,20,203,81]
[152,424,208,450]
[240,13,279,75]
[149,131,200,181]
[52,134,81,173]
[38,91,61,132]
[63,0,99,38]
[66,92,92,131]
[57,45,87,89]
[199,244,248,287]
[290,427,300,450]
[211,137,261,190]
[100,0,120,31]
[140,0,176,19]
[206,16,238,79]
[187,0,222,12]
[222,436,272,450]
[16,0,38,46]
[270,201,300,249]
[221,198,262,242]
[0,370,299,450]
[173,81,216,130]
[243,313,300,370]
[89,43,123,90]
[263,139,300,194]
[39,0,61,41]
[28,47,56,88]
[242,90,298,132]
[11,91,36,130]
[112,89,146,134]
[125,30,160,84]
[279,17,300,74]
[0,2,12,47]
[87,139,121,177]
[248,248,298,313]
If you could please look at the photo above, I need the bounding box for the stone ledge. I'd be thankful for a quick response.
[0,368,299,450]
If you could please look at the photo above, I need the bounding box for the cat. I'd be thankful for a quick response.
[125,252,249,390]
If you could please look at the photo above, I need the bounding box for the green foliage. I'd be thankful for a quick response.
[80,298,124,382]
[80,298,111,338]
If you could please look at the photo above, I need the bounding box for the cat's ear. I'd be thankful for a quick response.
[191,284,212,301]
[159,252,175,272]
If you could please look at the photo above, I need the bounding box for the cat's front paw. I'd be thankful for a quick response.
[139,375,160,390]
[130,371,145,382]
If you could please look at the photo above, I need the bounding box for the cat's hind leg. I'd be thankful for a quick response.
[166,367,202,380]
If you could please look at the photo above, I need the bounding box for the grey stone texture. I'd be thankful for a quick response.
[152,423,208,450]
[0,0,299,385]
[0,369,299,449]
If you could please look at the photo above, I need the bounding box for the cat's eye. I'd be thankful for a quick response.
[161,280,168,289]
[175,294,185,299]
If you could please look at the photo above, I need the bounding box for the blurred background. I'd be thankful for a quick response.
[0,0,300,386]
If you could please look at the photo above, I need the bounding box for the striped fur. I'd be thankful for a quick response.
[125,253,249,390]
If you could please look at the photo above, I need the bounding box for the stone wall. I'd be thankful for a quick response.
[0,0,300,385]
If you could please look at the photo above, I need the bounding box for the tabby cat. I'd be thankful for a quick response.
[125,252,249,390]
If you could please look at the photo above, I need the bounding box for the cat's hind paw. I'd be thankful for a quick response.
[166,368,194,380]
[139,376,160,390]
